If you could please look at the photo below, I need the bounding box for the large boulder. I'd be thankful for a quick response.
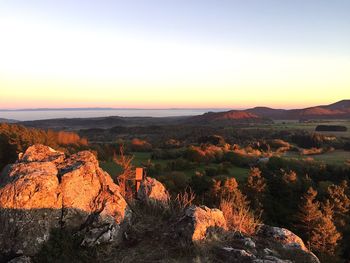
[137,177,169,205]
[177,205,227,242]
[0,144,131,258]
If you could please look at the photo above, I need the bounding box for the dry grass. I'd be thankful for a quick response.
[219,198,261,236]
[169,187,196,213]
[113,145,134,199]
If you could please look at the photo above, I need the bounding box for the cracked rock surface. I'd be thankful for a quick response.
[0,144,131,257]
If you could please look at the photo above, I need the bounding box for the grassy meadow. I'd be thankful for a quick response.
[101,151,250,183]
[246,119,350,138]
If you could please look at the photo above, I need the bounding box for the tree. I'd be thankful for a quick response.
[245,167,266,213]
[219,178,259,235]
[327,181,350,229]
[282,170,298,183]
[223,177,239,196]
[327,181,350,261]
[296,187,323,250]
[310,199,341,258]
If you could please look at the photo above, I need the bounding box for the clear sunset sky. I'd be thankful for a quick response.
[0,0,349,109]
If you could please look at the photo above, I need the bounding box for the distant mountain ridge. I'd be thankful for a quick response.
[249,99,350,120]
[193,100,350,123]
[7,100,350,129]
[188,110,270,125]
[0,118,18,123]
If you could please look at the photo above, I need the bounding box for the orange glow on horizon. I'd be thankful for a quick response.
[1,16,349,110]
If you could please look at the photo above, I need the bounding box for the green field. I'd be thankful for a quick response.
[239,119,350,166]
[100,151,249,182]
[283,150,350,166]
[243,120,350,138]
[100,152,154,177]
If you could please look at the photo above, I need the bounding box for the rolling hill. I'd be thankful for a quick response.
[246,99,350,120]
[187,110,271,125]
[8,100,350,130]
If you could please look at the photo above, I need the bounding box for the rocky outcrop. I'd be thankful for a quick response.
[257,225,307,251]
[0,144,131,258]
[177,205,227,242]
[0,144,320,263]
[211,227,320,263]
[172,204,319,262]
[137,177,169,205]
[18,144,65,164]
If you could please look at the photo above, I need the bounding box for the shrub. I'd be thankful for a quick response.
[130,138,152,152]
[220,197,261,235]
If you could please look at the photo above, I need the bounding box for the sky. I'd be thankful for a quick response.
[0,0,349,109]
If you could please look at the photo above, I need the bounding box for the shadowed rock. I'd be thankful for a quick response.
[7,255,32,263]
[258,225,307,251]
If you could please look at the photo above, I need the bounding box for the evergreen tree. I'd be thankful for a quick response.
[219,177,259,235]
[282,170,298,183]
[245,167,266,213]
[327,181,350,261]
[221,177,249,207]
[223,177,239,195]
[327,181,350,229]
[296,187,323,250]
[246,167,266,193]
[310,199,341,259]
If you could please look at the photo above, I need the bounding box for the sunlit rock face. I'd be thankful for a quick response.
[177,205,227,242]
[18,144,65,164]
[0,144,131,258]
[137,177,170,206]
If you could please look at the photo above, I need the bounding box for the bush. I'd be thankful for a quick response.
[190,174,213,196]
[166,158,194,171]
[220,197,261,235]
[129,138,152,152]
[160,171,189,193]
[224,151,253,167]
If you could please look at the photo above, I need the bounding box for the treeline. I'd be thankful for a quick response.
[80,124,350,156]
[316,125,347,132]
[0,123,88,170]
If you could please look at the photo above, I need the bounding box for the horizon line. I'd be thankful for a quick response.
[0,99,348,112]
[1,107,234,112]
